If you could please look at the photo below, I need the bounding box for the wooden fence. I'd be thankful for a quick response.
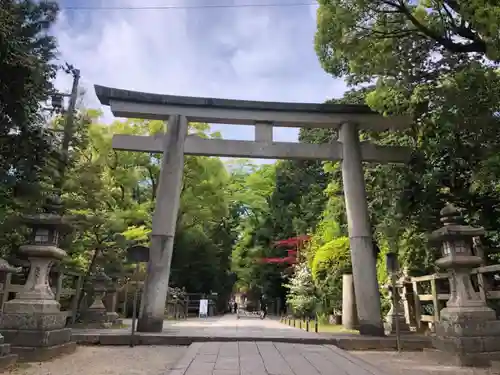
[0,269,204,323]
[117,281,190,319]
[0,269,84,323]
[409,264,500,331]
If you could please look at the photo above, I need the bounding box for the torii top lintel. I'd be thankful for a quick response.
[94,85,410,131]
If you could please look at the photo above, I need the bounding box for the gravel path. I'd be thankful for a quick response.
[352,351,500,375]
[8,346,186,375]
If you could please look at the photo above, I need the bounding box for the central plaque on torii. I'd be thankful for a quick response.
[94,84,411,336]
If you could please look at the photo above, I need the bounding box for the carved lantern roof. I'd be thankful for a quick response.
[20,195,72,233]
[429,203,485,244]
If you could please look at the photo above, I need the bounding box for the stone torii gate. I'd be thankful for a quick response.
[94,85,411,335]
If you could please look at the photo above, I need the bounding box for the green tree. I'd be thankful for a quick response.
[230,163,277,296]
[313,0,500,275]
[0,0,62,260]
[0,0,60,201]
[315,0,500,82]
[53,112,240,314]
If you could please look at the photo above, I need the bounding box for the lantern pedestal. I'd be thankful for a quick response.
[82,302,120,328]
[430,204,500,367]
[0,207,77,362]
[432,270,500,367]
[104,289,121,324]
[432,312,500,367]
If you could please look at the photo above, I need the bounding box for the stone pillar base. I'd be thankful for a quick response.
[9,340,76,363]
[433,309,500,367]
[137,315,164,333]
[82,309,122,328]
[0,311,76,362]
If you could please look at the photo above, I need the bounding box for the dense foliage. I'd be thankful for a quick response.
[0,0,64,268]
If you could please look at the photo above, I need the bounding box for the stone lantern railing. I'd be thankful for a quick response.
[429,203,500,367]
[0,258,22,275]
[0,196,76,361]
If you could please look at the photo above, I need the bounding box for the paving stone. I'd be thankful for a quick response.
[200,342,221,353]
[274,343,321,375]
[196,354,217,363]
[302,344,379,375]
[214,357,239,370]
[173,342,204,370]
[219,342,239,357]
[239,343,266,375]
[256,342,294,375]
[238,342,260,356]
[311,346,375,375]
[326,345,385,374]
[212,370,239,375]
[185,360,215,375]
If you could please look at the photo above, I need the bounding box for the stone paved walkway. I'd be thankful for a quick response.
[160,315,318,338]
[103,315,318,339]
[72,315,429,350]
[170,341,388,375]
[72,315,318,340]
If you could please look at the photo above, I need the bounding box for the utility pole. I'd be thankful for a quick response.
[54,67,80,191]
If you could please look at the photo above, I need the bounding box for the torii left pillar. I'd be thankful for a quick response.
[137,114,187,332]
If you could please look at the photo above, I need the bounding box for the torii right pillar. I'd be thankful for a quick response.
[339,123,384,336]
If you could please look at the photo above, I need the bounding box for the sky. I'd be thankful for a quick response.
[52,0,348,158]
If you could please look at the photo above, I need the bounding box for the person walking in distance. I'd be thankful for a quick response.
[260,294,267,319]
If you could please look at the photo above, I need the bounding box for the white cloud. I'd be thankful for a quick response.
[53,0,347,158]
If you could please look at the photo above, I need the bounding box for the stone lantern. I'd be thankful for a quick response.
[103,278,121,325]
[0,196,76,361]
[90,272,110,310]
[82,271,119,327]
[429,203,500,367]
[383,276,410,335]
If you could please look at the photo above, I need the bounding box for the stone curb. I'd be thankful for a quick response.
[71,332,431,351]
